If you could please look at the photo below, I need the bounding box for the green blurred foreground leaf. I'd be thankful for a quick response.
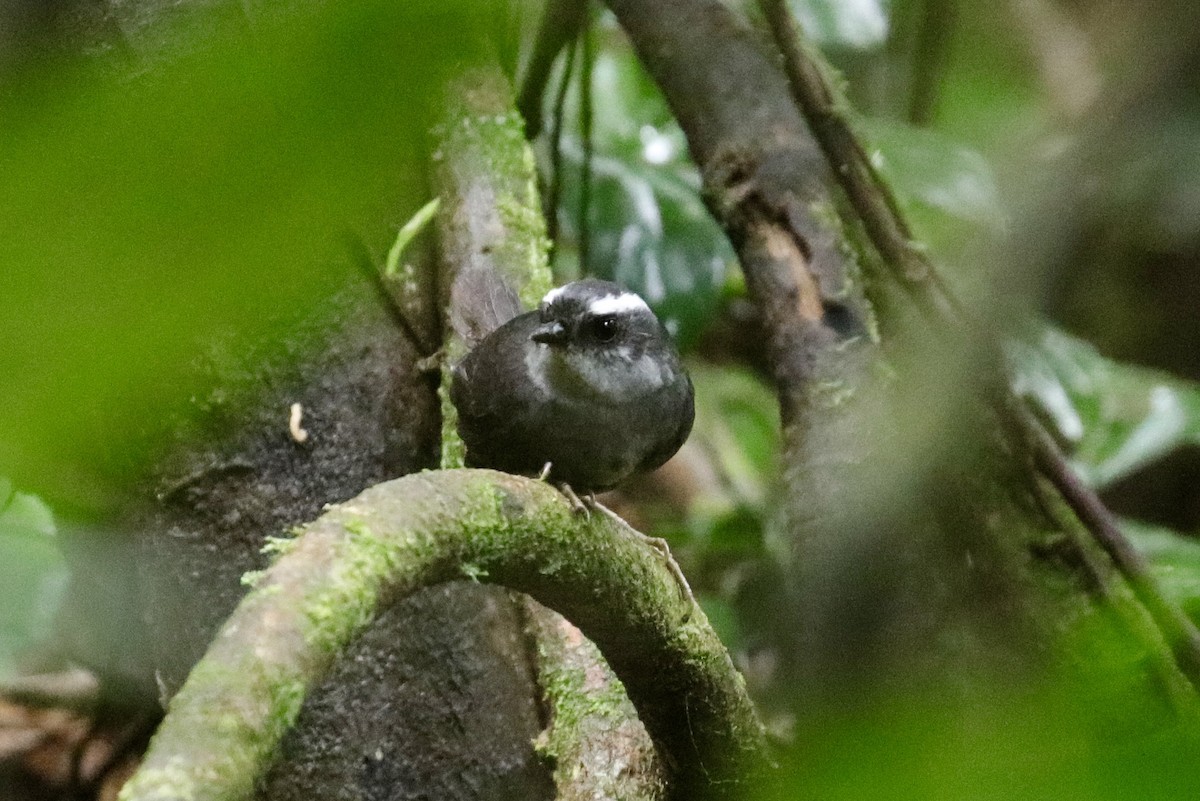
[765,675,1200,801]
[0,2,477,514]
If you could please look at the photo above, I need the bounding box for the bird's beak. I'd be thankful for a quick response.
[531,320,568,345]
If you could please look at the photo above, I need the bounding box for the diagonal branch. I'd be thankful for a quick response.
[602,0,866,434]
[756,0,1200,689]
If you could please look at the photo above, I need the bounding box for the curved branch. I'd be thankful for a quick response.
[117,469,770,801]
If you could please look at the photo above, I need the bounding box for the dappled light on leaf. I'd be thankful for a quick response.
[786,0,889,51]
[544,32,734,348]
[1010,326,1200,489]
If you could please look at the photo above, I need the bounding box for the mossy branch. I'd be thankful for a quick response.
[117,469,770,801]
[433,61,553,468]
[432,56,663,798]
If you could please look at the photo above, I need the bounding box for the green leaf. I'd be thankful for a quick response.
[859,117,1004,228]
[1009,327,1200,489]
[0,482,65,677]
[787,0,890,51]
[0,2,478,513]
[1124,519,1200,622]
[551,41,734,348]
[928,1,1047,157]
[559,140,732,347]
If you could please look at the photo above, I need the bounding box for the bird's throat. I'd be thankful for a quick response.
[526,344,667,403]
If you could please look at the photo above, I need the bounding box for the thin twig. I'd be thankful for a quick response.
[756,0,1200,689]
[547,38,578,254]
[517,0,591,139]
[1017,401,1200,682]
[578,13,595,275]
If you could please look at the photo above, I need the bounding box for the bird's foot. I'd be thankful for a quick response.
[555,482,590,517]
[637,531,695,610]
[586,498,695,609]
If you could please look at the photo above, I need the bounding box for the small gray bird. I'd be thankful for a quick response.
[449,279,695,492]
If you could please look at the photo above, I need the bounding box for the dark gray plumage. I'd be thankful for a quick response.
[449,279,694,492]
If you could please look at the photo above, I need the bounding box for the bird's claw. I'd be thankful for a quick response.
[587,498,696,610]
[556,482,590,517]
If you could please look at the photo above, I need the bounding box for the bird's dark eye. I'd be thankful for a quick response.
[588,315,619,343]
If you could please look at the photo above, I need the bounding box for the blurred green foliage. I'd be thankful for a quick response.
[683,365,779,654]
[768,674,1200,801]
[785,0,888,51]
[2,0,1199,796]
[1013,325,1200,630]
[0,1,479,516]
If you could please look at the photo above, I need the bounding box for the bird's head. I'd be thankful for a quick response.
[530,279,665,360]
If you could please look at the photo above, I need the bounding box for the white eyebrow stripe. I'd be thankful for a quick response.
[541,286,566,305]
[587,292,650,316]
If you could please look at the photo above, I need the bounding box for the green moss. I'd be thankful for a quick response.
[440,414,467,468]
[441,87,551,311]
[118,759,198,801]
[299,518,396,654]
[261,533,299,556]
[240,569,266,588]
[456,480,509,541]
[533,626,645,783]
[495,190,552,307]
[460,563,488,581]
[440,355,467,469]
[265,678,308,741]
[452,109,528,183]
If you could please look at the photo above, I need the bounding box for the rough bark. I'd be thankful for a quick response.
[594,0,1200,712]
[604,0,864,431]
